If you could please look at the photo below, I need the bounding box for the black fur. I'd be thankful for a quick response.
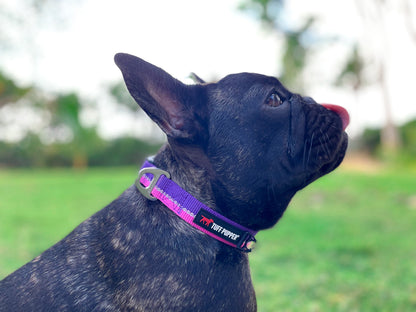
[0,53,348,311]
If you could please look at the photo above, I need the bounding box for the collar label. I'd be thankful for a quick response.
[194,208,244,245]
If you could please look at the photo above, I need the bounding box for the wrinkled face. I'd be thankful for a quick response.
[206,73,348,229]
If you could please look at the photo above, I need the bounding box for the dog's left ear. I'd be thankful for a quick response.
[114,53,207,143]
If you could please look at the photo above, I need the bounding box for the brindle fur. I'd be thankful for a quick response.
[0,53,348,311]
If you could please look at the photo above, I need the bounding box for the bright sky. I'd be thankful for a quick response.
[3,0,416,139]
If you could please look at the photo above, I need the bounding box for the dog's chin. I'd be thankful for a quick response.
[306,132,348,185]
[321,132,348,172]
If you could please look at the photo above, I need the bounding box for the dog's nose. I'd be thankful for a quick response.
[321,104,350,131]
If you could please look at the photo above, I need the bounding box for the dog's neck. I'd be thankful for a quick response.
[136,160,257,252]
[152,142,217,209]
[151,141,293,232]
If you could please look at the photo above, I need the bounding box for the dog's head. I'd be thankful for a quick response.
[115,53,348,231]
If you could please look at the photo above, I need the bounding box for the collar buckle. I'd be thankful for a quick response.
[135,167,170,201]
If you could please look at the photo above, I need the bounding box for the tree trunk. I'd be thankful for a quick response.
[379,63,401,152]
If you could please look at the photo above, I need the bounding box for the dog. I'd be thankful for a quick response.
[199,216,214,227]
[0,53,349,311]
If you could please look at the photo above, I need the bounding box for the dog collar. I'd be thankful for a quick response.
[135,160,257,252]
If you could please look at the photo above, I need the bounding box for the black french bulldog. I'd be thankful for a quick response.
[0,53,349,311]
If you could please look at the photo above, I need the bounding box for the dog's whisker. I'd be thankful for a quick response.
[302,139,308,170]
[306,131,315,169]
[319,131,331,159]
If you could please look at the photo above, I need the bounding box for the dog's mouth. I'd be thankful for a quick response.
[321,103,350,131]
[299,102,349,179]
[318,104,349,173]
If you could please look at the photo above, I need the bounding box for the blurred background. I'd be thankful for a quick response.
[0,0,416,167]
[0,0,415,311]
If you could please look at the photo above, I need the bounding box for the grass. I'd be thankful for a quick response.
[1,166,416,311]
[0,167,137,275]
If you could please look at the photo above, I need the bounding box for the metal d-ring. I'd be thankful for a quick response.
[135,167,170,201]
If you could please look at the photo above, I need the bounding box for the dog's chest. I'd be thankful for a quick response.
[118,255,257,312]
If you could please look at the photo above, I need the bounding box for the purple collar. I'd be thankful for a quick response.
[135,160,257,252]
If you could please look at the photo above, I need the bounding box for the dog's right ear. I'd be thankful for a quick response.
[189,73,206,84]
[114,53,207,142]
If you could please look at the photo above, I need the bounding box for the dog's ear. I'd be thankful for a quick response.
[114,53,206,142]
[189,72,206,84]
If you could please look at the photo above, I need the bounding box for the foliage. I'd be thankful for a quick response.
[0,133,44,167]
[49,93,100,167]
[358,118,416,165]
[109,82,138,112]
[361,127,381,154]
[238,0,284,27]
[280,17,315,89]
[0,71,32,107]
[0,69,162,168]
[238,0,315,89]
[1,168,415,311]
[88,137,161,167]
[401,119,416,156]
[0,135,161,168]
[335,44,365,91]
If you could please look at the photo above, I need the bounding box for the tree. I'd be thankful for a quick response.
[238,0,315,90]
[49,93,102,168]
[109,81,164,141]
[0,0,79,88]
[352,0,402,152]
[0,72,32,107]
[239,0,411,155]
[403,0,416,43]
[335,45,365,94]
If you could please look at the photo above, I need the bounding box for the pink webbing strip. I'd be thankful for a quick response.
[140,175,238,248]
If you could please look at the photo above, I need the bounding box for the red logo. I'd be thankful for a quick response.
[200,215,214,227]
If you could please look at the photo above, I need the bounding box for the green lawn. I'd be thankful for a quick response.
[1,167,415,311]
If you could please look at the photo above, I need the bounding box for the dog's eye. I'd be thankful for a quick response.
[266,92,282,107]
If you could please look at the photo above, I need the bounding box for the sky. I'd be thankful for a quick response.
[2,0,416,140]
